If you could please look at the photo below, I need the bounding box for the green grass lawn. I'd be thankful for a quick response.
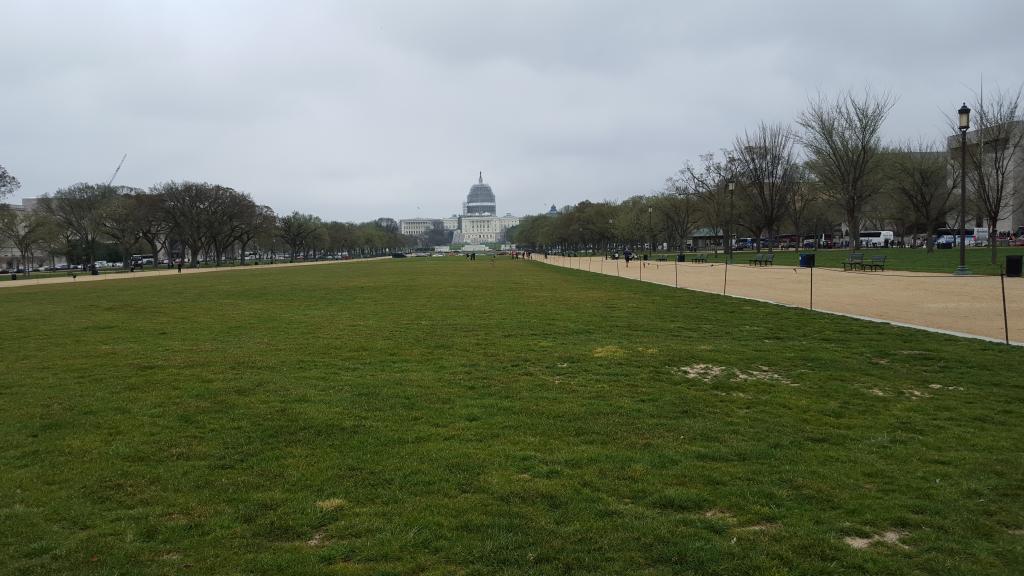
[645,246,1024,276]
[1,259,1023,575]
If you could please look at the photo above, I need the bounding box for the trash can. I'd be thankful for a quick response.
[676,253,686,262]
[1006,255,1023,277]
[10,273,16,280]
[799,253,816,268]
[642,254,649,261]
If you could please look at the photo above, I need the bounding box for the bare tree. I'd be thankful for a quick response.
[0,206,46,274]
[957,86,1024,264]
[885,143,957,252]
[681,152,736,253]
[278,212,322,261]
[659,178,700,251]
[40,183,116,265]
[237,205,276,264]
[158,181,216,267]
[0,164,19,201]
[797,89,896,249]
[206,187,255,265]
[98,188,144,268]
[137,191,172,267]
[787,165,821,249]
[732,122,800,250]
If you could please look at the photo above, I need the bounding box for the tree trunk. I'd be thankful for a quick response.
[846,206,860,251]
[990,223,998,265]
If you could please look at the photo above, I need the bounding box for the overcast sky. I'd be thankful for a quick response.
[1,0,1021,221]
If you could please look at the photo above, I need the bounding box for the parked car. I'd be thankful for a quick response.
[733,238,755,251]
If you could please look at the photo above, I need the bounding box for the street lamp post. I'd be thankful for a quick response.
[648,206,653,261]
[955,103,971,276]
[727,181,736,262]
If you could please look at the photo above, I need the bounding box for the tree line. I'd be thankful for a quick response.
[512,87,1024,264]
[0,178,410,271]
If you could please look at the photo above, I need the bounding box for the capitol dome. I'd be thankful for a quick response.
[464,172,497,215]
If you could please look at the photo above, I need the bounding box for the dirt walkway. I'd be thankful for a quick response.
[0,258,386,289]
[539,255,1023,345]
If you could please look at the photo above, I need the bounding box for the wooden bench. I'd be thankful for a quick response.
[843,252,864,271]
[691,253,708,263]
[863,255,887,271]
[749,253,775,266]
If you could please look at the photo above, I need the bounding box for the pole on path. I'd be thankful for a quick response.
[674,260,678,288]
[639,258,642,281]
[616,257,620,277]
[809,265,814,311]
[723,260,729,295]
[1001,267,1010,345]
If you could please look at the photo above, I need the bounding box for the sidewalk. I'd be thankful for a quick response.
[0,258,386,289]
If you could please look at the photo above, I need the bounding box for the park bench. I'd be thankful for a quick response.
[863,255,887,271]
[749,253,775,266]
[843,253,864,271]
[656,256,667,262]
[691,254,708,263]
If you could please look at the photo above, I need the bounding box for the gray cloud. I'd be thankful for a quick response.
[1,0,1021,221]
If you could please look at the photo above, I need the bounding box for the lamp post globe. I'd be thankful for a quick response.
[958,103,971,131]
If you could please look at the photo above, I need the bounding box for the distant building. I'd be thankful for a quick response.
[399,173,520,245]
[1,197,49,269]
[948,120,1024,233]
[398,218,438,237]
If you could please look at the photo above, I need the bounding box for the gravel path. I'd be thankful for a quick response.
[540,255,1023,345]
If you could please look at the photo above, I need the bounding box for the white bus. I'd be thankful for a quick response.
[859,230,894,247]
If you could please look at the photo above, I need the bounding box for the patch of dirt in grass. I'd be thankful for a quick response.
[307,531,326,547]
[315,498,347,511]
[732,366,792,385]
[636,347,658,354]
[672,364,792,385]
[869,388,887,396]
[703,509,735,521]
[1009,528,1024,535]
[160,552,182,561]
[898,350,932,355]
[844,530,909,550]
[870,358,889,365]
[593,345,625,358]
[672,364,725,381]
[902,389,931,400]
[928,384,965,391]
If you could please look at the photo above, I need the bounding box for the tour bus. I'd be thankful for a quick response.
[130,254,155,267]
[858,230,894,247]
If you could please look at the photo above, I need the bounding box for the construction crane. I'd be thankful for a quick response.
[106,154,127,186]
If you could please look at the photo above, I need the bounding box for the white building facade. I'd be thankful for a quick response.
[399,173,520,245]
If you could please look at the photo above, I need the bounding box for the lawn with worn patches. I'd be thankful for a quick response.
[1,258,1022,575]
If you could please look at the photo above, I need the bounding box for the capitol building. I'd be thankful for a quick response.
[399,173,520,245]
